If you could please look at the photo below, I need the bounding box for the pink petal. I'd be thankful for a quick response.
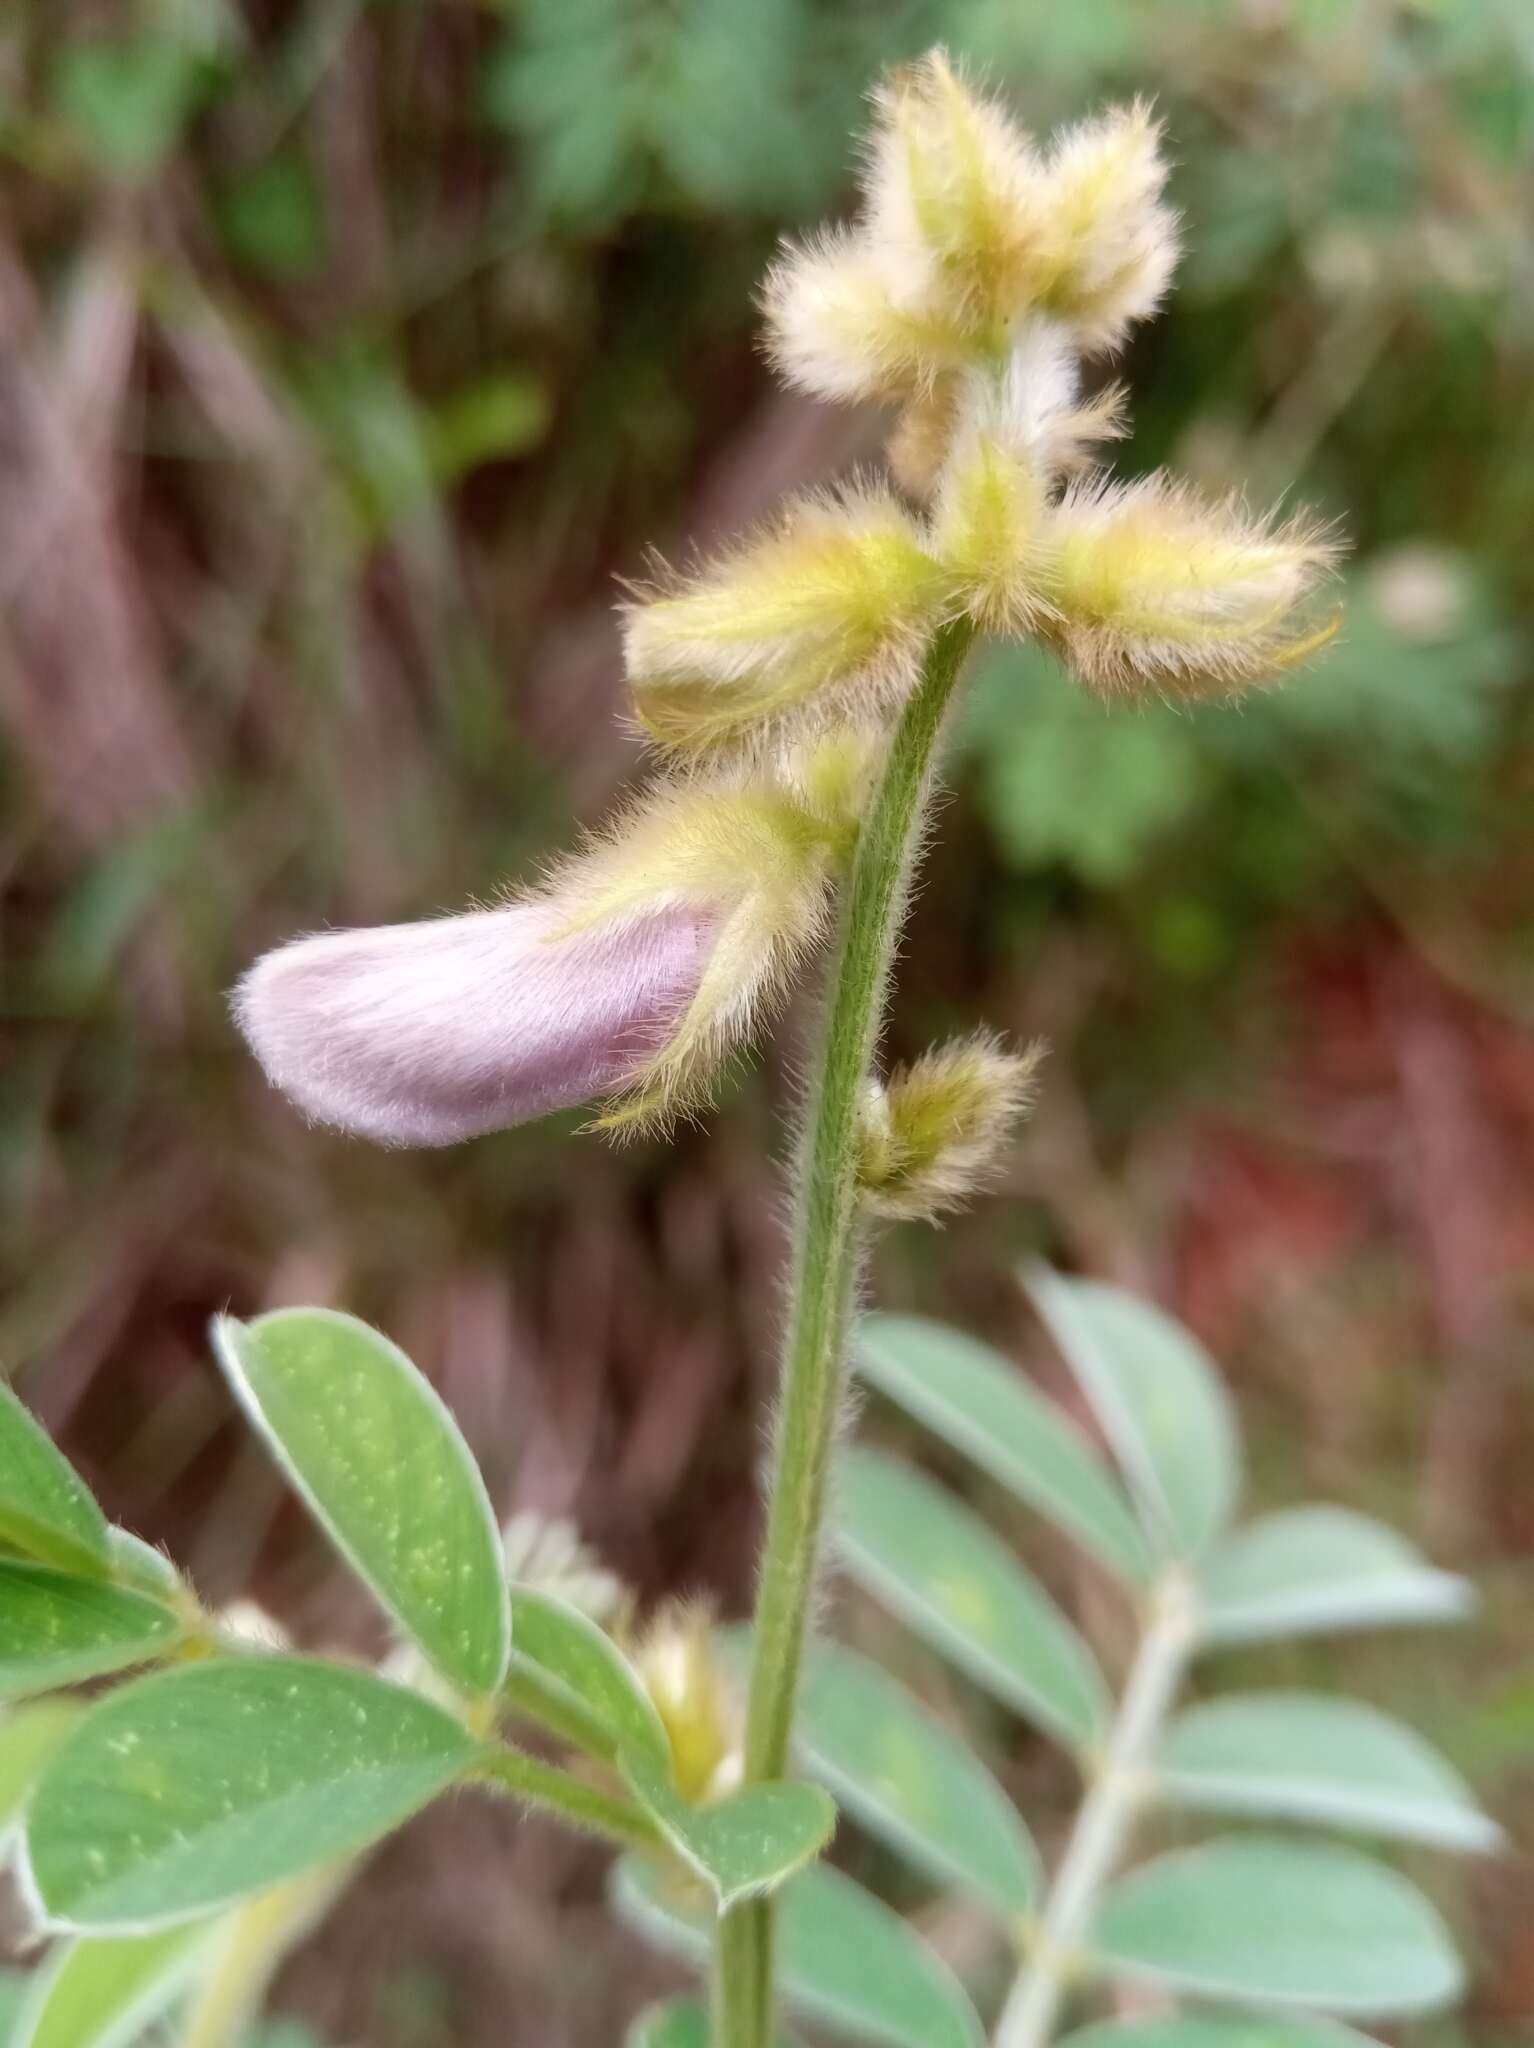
[234,898,717,1146]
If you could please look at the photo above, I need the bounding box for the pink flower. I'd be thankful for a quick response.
[234,898,719,1147]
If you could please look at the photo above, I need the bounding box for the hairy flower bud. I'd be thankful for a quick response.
[1027,99,1180,353]
[1036,474,1343,699]
[762,230,974,407]
[863,52,1043,339]
[765,54,1178,432]
[235,768,844,1145]
[856,1034,1042,1220]
[632,1606,741,1803]
[624,488,950,752]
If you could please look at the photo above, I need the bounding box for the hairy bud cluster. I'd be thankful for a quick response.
[620,53,1338,755]
[765,56,1176,400]
[234,48,1341,1157]
[856,1034,1042,1220]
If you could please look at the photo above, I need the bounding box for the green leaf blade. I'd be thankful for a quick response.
[1059,2020,1383,2048]
[0,1565,182,1702]
[854,1316,1151,1584]
[1024,1266,1240,1558]
[212,1311,509,1698]
[794,1643,1038,1921]
[104,1531,180,1604]
[13,1925,210,2048]
[1159,1693,1499,1852]
[612,1857,982,2048]
[25,1657,477,1929]
[1196,1508,1472,1645]
[507,1588,668,1770]
[834,1448,1107,1751]
[0,1700,83,1837]
[1092,1836,1464,2017]
[0,1384,109,1578]
[622,1756,834,1907]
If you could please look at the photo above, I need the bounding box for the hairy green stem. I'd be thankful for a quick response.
[994,1570,1197,2048]
[473,1746,660,1849]
[715,617,977,2048]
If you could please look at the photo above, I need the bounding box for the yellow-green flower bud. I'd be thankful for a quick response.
[856,1034,1042,1220]
[1035,473,1343,700]
[623,488,950,754]
[633,1606,741,1804]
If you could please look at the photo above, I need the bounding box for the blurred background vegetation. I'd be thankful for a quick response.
[1,0,1532,2041]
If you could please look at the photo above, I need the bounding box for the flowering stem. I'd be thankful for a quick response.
[716,616,977,2048]
[994,1570,1197,2048]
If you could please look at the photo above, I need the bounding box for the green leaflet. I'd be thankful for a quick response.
[1024,1266,1240,1559]
[212,1310,509,1698]
[0,1384,108,1579]
[612,1856,982,2048]
[507,1587,668,1770]
[1197,1508,1472,1645]
[25,1657,476,1929]
[12,1925,211,2048]
[0,1565,182,1702]
[1092,1836,1463,2017]
[1158,1693,1499,1852]
[792,1642,1038,1920]
[835,1448,1107,1750]
[854,1315,1151,1583]
[622,1755,835,1907]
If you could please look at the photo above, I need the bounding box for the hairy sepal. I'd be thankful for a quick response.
[623,486,951,755]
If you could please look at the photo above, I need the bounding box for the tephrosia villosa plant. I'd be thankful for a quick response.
[0,50,1491,2048]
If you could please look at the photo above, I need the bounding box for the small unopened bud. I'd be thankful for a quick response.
[1028,100,1180,354]
[864,52,1042,338]
[633,1606,741,1803]
[762,230,974,407]
[856,1034,1042,1220]
[624,488,949,752]
[766,57,1178,419]
[235,766,844,1145]
[1036,473,1343,700]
